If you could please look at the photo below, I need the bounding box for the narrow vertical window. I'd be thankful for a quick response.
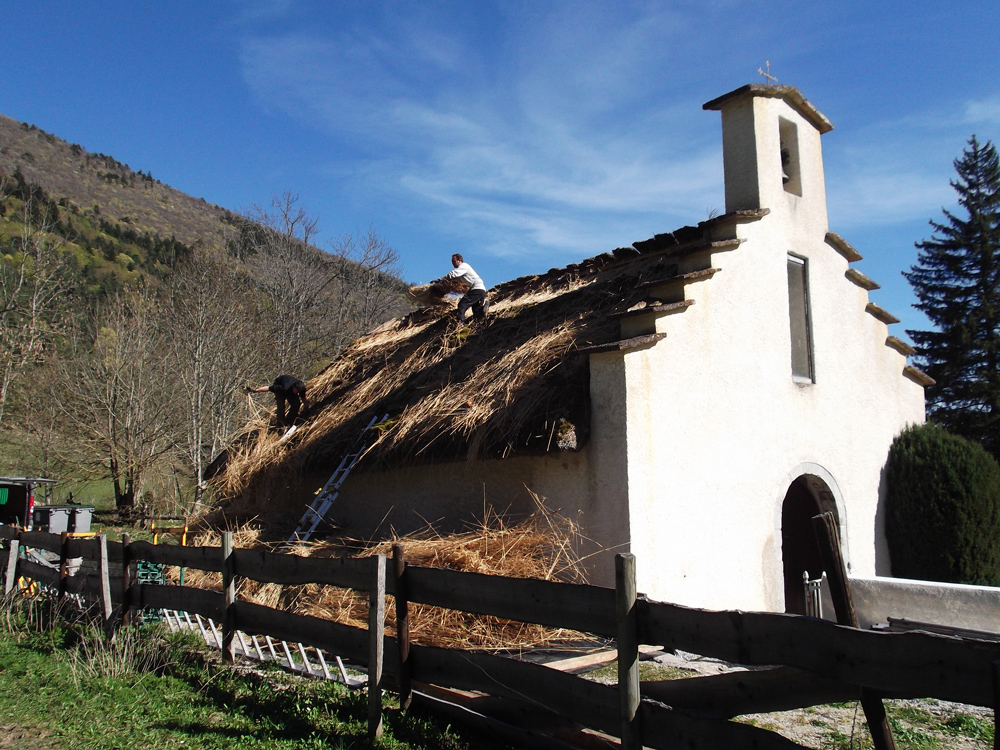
[787,255,814,382]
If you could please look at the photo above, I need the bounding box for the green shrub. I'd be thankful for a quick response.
[886,423,1000,585]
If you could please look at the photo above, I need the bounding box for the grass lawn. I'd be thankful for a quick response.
[0,600,508,750]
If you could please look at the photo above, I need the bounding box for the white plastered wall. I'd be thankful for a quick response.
[604,90,926,610]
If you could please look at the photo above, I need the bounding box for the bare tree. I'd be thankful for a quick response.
[328,227,405,353]
[52,289,179,513]
[163,250,272,507]
[0,182,72,424]
[234,192,339,372]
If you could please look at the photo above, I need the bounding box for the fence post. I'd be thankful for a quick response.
[615,553,641,750]
[813,512,897,750]
[222,531,235,663]
[3,535,19,596]
[58,532,70,602]
[98,535,114,638]
[392,544,412,710]
[120,532,133,629]
[368,553,386,740]
[993,660,999,750]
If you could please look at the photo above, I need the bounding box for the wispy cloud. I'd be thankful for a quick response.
[964,96,1000,126]
[235,8,728,262]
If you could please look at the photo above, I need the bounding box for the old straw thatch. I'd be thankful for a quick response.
[182,493,599,650]
[209,216,740,517]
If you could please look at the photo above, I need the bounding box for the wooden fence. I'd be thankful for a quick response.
[3,523,1000,750]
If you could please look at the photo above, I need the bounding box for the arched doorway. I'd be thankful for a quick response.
[781,475,839,614]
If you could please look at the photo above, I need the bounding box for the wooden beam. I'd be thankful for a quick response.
[641,666,888,718]
[120,533,133,629]
[393,544,412,710]
[401,566,617,637]
[813,512,897,750]
[616,553,640,749]
[368,554,385,739]
[221,532,235,663]
[97,535,113,638]
[233,547,372,590]
[3,537,19,596]
[638,592,1000,706]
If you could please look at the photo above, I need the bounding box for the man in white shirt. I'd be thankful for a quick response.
[442,253,489,323]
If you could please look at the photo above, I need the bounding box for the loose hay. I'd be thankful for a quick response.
[178,495,599,651]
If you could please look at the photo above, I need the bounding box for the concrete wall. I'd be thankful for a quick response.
[835,576,1000,634]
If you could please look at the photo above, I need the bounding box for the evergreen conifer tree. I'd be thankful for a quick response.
[905,136,1000,458]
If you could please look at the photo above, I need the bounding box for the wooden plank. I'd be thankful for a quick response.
[221,532,235,663]
[66,536,103,560]
[638,597,1000,707]
[993,660,999,750]
[615,553,640,749]
[64,572,106,600]
[120,533,133,628]
[18,558,58,587]
[408,643,621,737]
[140,585,223,622]
[543,645,662,673]
[409,689,589,750]
[407,643,808,750]
[813,511,897,750]
[813,513,857,626]
[18,530,62,553]
[368,554,386,739]
[58,533,69,602]
[3,539,19,595]
[641,666,887,719]
[393,544,412,710]
[128,539,222,572]
[232,547,370,590]
[403,566,617,637]
[98,535,113,635]
[231,600,369,664]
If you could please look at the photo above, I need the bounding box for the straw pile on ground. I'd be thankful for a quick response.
[181,495,599,651]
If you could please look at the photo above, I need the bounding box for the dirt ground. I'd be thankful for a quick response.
[647,650,994,749]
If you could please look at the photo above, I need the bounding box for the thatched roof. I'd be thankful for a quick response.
[210,212,762,502]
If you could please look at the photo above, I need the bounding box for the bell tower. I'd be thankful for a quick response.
[703,85,834,236]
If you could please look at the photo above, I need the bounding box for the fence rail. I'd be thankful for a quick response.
[3,523,999,750]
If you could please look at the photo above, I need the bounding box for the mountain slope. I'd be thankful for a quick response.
[0,113,231,250]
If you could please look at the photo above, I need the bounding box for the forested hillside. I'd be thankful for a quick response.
[0,113,409,516]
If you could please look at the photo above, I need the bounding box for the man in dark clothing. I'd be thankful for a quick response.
[249,375,310,427]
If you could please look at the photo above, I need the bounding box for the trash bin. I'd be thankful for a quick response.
[32,505,95,534]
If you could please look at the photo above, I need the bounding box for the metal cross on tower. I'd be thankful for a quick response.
[757,60,777,85]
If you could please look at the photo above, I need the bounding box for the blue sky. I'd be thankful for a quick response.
[4,1,999,339]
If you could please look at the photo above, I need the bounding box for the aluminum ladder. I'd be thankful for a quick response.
[287,414,389,544]
[162,610,366,687]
